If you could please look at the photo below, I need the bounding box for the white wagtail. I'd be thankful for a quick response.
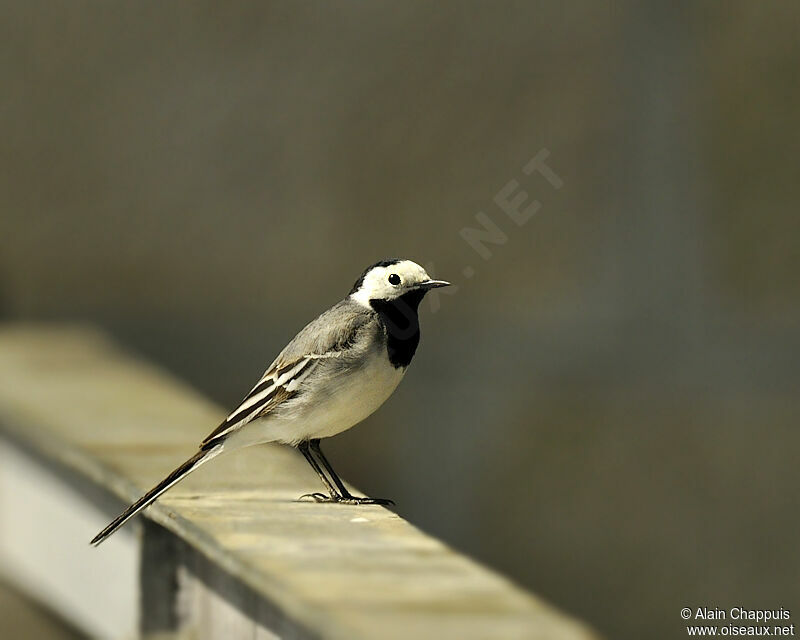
[91,259,449,545]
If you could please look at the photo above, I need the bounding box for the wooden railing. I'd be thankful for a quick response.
[0,325,598,639]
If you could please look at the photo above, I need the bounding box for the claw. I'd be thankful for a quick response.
[339,497,395,506]
[298,492,335,503]
[297,493,395,506]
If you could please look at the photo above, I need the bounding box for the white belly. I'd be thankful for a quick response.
[304,352,405,439]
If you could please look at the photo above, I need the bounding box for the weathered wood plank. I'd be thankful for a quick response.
[0,324,598,639]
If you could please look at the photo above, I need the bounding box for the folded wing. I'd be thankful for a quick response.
[201,299,375,448]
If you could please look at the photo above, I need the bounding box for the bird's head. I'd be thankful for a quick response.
[349,259,450,307]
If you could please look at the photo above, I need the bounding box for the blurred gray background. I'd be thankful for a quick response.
[2,2,799,638]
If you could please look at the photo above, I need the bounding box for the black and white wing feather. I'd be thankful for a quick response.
[201,299,374,448]
[200,356,319,446]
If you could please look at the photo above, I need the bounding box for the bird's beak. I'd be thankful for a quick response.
[416,279,451,290]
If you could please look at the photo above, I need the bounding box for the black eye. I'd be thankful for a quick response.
[388,273,401,286]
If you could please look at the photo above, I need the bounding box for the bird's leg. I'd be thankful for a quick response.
[309,439,394,506]
[309,439,351,497]
[297,440,340,502]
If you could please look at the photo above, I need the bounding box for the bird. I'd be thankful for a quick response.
[91,259,450,545]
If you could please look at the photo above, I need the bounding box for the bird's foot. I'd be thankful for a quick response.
[297,492,394,506]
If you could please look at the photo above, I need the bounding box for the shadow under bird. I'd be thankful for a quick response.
[91,259,450,545]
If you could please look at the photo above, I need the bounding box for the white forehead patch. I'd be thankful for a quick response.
[350,260,431,307]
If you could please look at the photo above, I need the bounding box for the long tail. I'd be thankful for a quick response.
[90,444,222,546]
